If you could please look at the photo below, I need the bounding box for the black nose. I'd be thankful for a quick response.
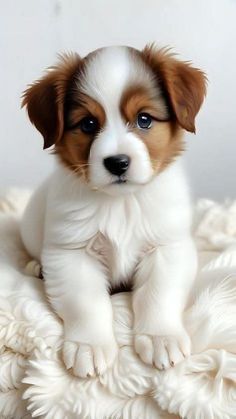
[103,154,130,176]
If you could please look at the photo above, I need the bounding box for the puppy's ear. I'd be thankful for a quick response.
[22,53,81,149]
[142,44,207,133]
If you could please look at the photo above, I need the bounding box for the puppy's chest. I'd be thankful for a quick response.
[85,204,156,284]
[86,231,153,285]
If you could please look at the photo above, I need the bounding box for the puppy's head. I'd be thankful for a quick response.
[22,45,207,195]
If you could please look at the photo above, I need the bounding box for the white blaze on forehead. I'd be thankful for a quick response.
[79,46,155,112]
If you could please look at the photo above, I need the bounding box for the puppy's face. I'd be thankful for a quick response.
[23,46,206,195]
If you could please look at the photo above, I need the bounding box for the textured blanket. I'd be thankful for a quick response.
[0,189,235,419]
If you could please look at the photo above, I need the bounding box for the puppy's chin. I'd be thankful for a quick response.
[88,176,152,196]
[93,182,142,196]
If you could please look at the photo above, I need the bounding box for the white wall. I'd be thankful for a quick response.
[1,0,236,199]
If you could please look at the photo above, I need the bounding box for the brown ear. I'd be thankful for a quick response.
[142,45,207,133]
[22,53,81,149]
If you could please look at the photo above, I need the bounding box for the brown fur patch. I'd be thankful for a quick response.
[135,121,184,173]
[55,95,106,179]
[66,94,105,129]
[120,85,170,122]
[121,85,184,173]
[22,53,106,180]
[22,53,82,149]
[141,44,207,133]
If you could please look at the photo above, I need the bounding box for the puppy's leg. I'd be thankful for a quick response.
[42,248,117,377]
[133,238,197,369]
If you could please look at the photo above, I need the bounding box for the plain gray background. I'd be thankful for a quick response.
[1,0,235,199]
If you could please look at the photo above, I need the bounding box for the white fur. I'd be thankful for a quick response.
[1,191,236,418]
[20,46,197,376]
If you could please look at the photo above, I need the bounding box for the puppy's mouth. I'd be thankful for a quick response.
[112,176,127,185]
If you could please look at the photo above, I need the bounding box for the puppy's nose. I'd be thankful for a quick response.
[103,154,130,176]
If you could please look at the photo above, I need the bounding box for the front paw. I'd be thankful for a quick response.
[63,339,118,378]
[134,329,191,370]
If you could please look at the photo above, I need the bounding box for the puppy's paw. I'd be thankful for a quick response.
[134,330,191,370]
[63,339,118,378]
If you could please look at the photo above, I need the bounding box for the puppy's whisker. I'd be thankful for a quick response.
[70,163,91,168]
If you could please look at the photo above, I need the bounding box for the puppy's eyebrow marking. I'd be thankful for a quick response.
[66,94,106,130]
[120,85,170,123]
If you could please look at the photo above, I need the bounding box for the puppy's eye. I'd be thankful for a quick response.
[137,113,152,129]
[79,116,99,134]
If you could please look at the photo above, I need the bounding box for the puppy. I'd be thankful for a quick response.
[20,45,206,377]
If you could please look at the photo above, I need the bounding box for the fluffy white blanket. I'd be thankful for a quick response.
[0,189,235,419]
